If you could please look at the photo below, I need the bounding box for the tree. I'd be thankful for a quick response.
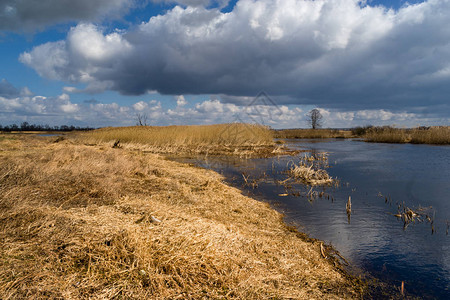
[135,113,148,126]
[307,109,323,129]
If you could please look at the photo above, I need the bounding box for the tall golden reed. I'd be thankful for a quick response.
[85,124,274,146]
[364,126,450,144]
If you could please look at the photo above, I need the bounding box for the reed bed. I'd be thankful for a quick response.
[0,135,361,299]
[364,126,450,144]
[274,129,352,139]
[410,127,450,144]
[85,124,273,146]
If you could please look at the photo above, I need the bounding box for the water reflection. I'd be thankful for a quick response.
[173,139,450,298]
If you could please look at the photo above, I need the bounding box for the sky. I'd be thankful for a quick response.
[0,0,449,129]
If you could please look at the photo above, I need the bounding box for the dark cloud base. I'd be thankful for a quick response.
[16,0,450,122]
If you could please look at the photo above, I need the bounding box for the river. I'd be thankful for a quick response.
[174,139,450,298]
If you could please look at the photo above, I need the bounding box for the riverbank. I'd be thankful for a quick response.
[0,134,362,299]
[274,126,450,145]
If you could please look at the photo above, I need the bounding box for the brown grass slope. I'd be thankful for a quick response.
[0,135,360,299]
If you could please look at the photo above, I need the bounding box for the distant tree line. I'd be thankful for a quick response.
[0,122,95,132]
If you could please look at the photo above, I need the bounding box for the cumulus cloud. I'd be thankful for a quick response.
[0,79,20,98]
[176,95,188,106]
[152,0,230,8]
[0,79,33,98]
[0,0,133,31]
[3,91,446,128]
[19,0,450,117]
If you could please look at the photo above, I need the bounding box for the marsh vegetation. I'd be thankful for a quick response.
[354,126,450,145]
[0,133,362,299]
[82,124,281,156]
[274,129,353,139]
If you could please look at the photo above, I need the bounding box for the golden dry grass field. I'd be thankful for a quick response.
[0,133,364,299]
[82,124,278,157]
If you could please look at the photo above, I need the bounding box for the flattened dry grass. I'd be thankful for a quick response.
[0,135,360,299]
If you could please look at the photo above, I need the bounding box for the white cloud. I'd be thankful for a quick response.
[1,89,448,128]
[132,101,148,111]
[19,0,450,116]
[176,95,188,106]
[151,0,231,8]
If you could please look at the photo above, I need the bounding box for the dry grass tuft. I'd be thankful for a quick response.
[0,134,360,299]
[288,153,334,186]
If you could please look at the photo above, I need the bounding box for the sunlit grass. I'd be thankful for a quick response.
[0,135,360,298]
[410,127,450,144]
[364,126,450,144]
[84,124,274,146]
[274,129,352,139]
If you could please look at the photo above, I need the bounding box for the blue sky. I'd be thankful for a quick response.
[1,0,448,128]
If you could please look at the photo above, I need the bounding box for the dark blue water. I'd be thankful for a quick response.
[174,139,450,298]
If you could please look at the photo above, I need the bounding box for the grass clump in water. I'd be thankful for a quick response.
[288,153,334,186]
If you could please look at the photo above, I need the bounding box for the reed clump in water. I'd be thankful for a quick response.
[394,203,435,232]
[288,153,334,186]
[289,164,333,186]
[0,134,360,299]
[363,126,450,145]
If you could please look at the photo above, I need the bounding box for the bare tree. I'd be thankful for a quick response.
[307,109,323,129]
[135,113,148,126]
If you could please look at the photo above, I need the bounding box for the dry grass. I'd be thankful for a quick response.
[274,129,352,139]
[364,127,410,143]
[80,124,276,156]
[0,134,361,299]
[288,153,334,186]
[410,126,450,144]
[364,126,450,144]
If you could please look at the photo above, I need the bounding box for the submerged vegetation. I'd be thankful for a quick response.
[0,134,362,298]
